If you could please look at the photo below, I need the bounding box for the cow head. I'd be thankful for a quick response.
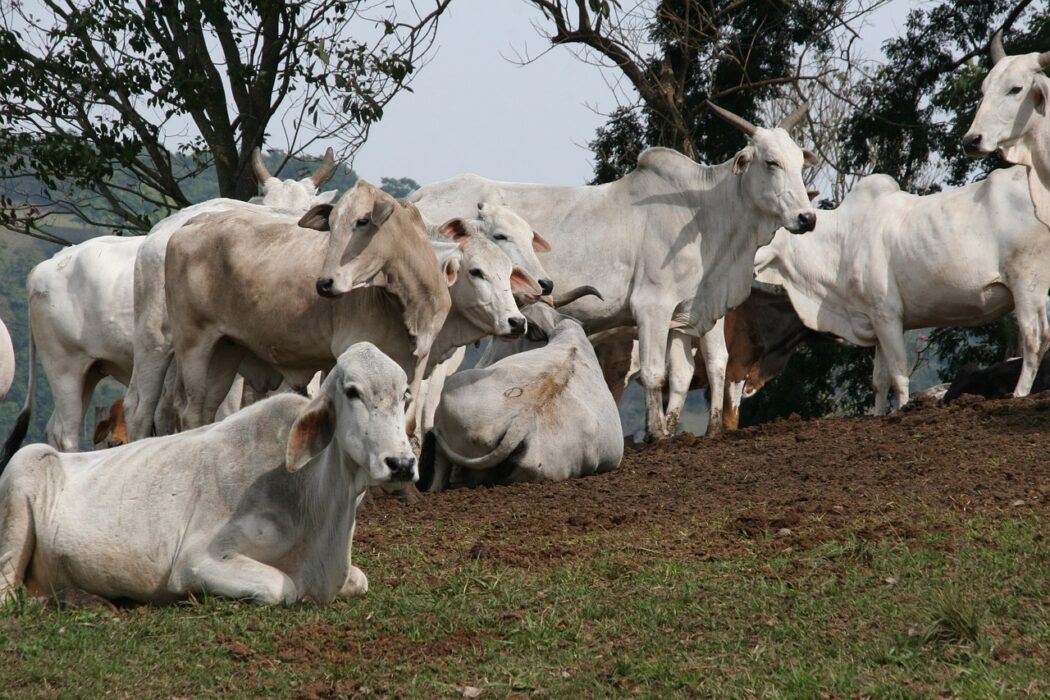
[92,398,128,449]
[475,202,555,295]
[252,147,339,211]
[963,31,1050,160]
[286,343,417,484]
[707,101,817,236]
[436,219,541,339]
[300,180,415,297]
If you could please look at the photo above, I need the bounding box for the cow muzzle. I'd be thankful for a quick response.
[788,210,816,234]
[384,455,417,483]
[962,132,991,158]
[316,278,337,298]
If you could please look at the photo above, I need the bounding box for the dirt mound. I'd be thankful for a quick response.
[357,395,1049,567]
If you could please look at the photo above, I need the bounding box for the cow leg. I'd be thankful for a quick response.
[171,553,297,605]
[1011,288,1050,397]
[174,334,227,430]
[873,324,909,412]
[44,363,92,452]
[596,340,635,404]
[723,379,745,430]
[697,321,727,437]
[664,331,695,436]
[124,350,173,442]
[338,519,368,597]
[634,305,675,440]
[0,464,37,602]
[872,345,891,415]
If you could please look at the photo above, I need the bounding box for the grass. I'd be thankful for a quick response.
[0,513,1046,698]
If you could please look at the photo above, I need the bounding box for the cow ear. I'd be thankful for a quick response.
[286,395,335,472]
[806,189,820,201]
[442,255,461,287]
[92,418,112,446]
[298,203,334,231]
[510,267,542,296]
[1033,80,1050,117]
[802,149,818,167]
[437,218,474,241]
[315,190,338,205]
[371,197,396,228]
[733,148,753,175]
[531,231,552,252]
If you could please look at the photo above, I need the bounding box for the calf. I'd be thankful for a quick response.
[945,356,1050,402]
[92,398,129,449]
[0,343,414,606]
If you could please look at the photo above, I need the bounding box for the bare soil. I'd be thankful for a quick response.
[357,393,1050,569]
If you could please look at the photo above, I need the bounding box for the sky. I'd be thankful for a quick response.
[348,0,915,188]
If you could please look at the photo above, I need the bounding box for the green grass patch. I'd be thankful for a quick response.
[1,514,1046,697]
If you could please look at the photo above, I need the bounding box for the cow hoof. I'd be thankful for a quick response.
[340,566,369,597]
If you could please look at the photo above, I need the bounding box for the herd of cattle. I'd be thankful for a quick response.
[0,33,1047,605]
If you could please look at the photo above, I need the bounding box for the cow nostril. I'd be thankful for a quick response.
[797,211,816,231]
[316,278,335,297]
[539,279,554,295]
[384,456,416,477]
[508,317,526,334]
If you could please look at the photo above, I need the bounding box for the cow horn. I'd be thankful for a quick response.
[252,147,273,182]
[990,30,1006,65]
[311,147,337,186]
[778,102,810,132]
[1039,50,1050,68]
[553,285,603,308]
[705,100,758,137]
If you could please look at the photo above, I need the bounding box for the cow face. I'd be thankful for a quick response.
[739,128,818,236]
[253,146,339,211]
[963,51,1050,159]
[300,180,406,297]
[437,222,541,339]
[475,202,555,295]
[286,343,417,484]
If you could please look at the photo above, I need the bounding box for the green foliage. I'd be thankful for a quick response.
[379,176,421,199]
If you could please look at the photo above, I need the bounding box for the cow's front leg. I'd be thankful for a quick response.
[697,320,727,437]
[634,305,675,441]
[664,330,696,436]
[170,554,297,605]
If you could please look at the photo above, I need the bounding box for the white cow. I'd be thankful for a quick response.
[0,343,414,605]
[410,103,817,439]
[962,31,1050,226]
[0,317,13,401]
[124,148,338,441]
[423,301,622,491]
[755,166,1050,413]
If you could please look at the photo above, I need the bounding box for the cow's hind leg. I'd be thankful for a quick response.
[1011,286,1050,397]
[44,362,93,452]
[171,553,297,605]
[125,350,173,441]
[873,323,909,412]
[175,333,237,430]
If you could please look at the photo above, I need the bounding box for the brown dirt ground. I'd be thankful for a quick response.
[356,393,1050,570]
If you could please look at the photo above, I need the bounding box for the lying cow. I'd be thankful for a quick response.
[421,300,622,491]
[0,343,415,606]
[945,356,1050,402]
[0,316,12,402]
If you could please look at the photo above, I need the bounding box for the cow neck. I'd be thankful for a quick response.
[290,443,360,545]
[426,304,489,371]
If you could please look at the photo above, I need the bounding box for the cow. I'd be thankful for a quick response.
[123,148,338,442]
[0,343,414,606]
[611,288,825,431]
[962,30,1050,227]
[421,300,622,492]
[410,102,817,439]
[165,186,539,431]
[0,149,338,466]
[92,397,129,449]
[754,166,1050,413]
[0,317,14,402]
[944,356,1050,402]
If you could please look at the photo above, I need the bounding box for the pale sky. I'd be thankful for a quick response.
[350,0,914,187]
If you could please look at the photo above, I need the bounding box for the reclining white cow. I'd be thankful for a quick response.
[124,149,338,441]
[755,167,1050,413]
[410,103,817,439]
[422,299,622,491]
[0,149,338,467]
[0,343,414,605]
[963,30,1050,226]
[165,183,540,431]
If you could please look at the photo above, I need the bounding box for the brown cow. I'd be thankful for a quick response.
[92,398,128,449]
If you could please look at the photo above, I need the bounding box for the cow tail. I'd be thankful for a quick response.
[0,331,36,474]
[417,430,437,491]
[432,418,530,472]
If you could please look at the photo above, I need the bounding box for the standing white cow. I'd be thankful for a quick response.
[410,103,817,439]
[422,300,622,491]
[962,31,1050,226]
[755,166,1050,413]
[0,316,14,402]
[0,343,415,605]
[124,149,337,441]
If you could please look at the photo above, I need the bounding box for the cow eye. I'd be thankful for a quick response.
[345,386,361,400]
[469,268,485,279]
[493,234,508,241]
[356,216,371,227]
[765,160,780,169]
[1009,86,1023,95]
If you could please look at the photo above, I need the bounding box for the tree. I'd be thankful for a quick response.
[380,176,421,198]
[0,0,450,242]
